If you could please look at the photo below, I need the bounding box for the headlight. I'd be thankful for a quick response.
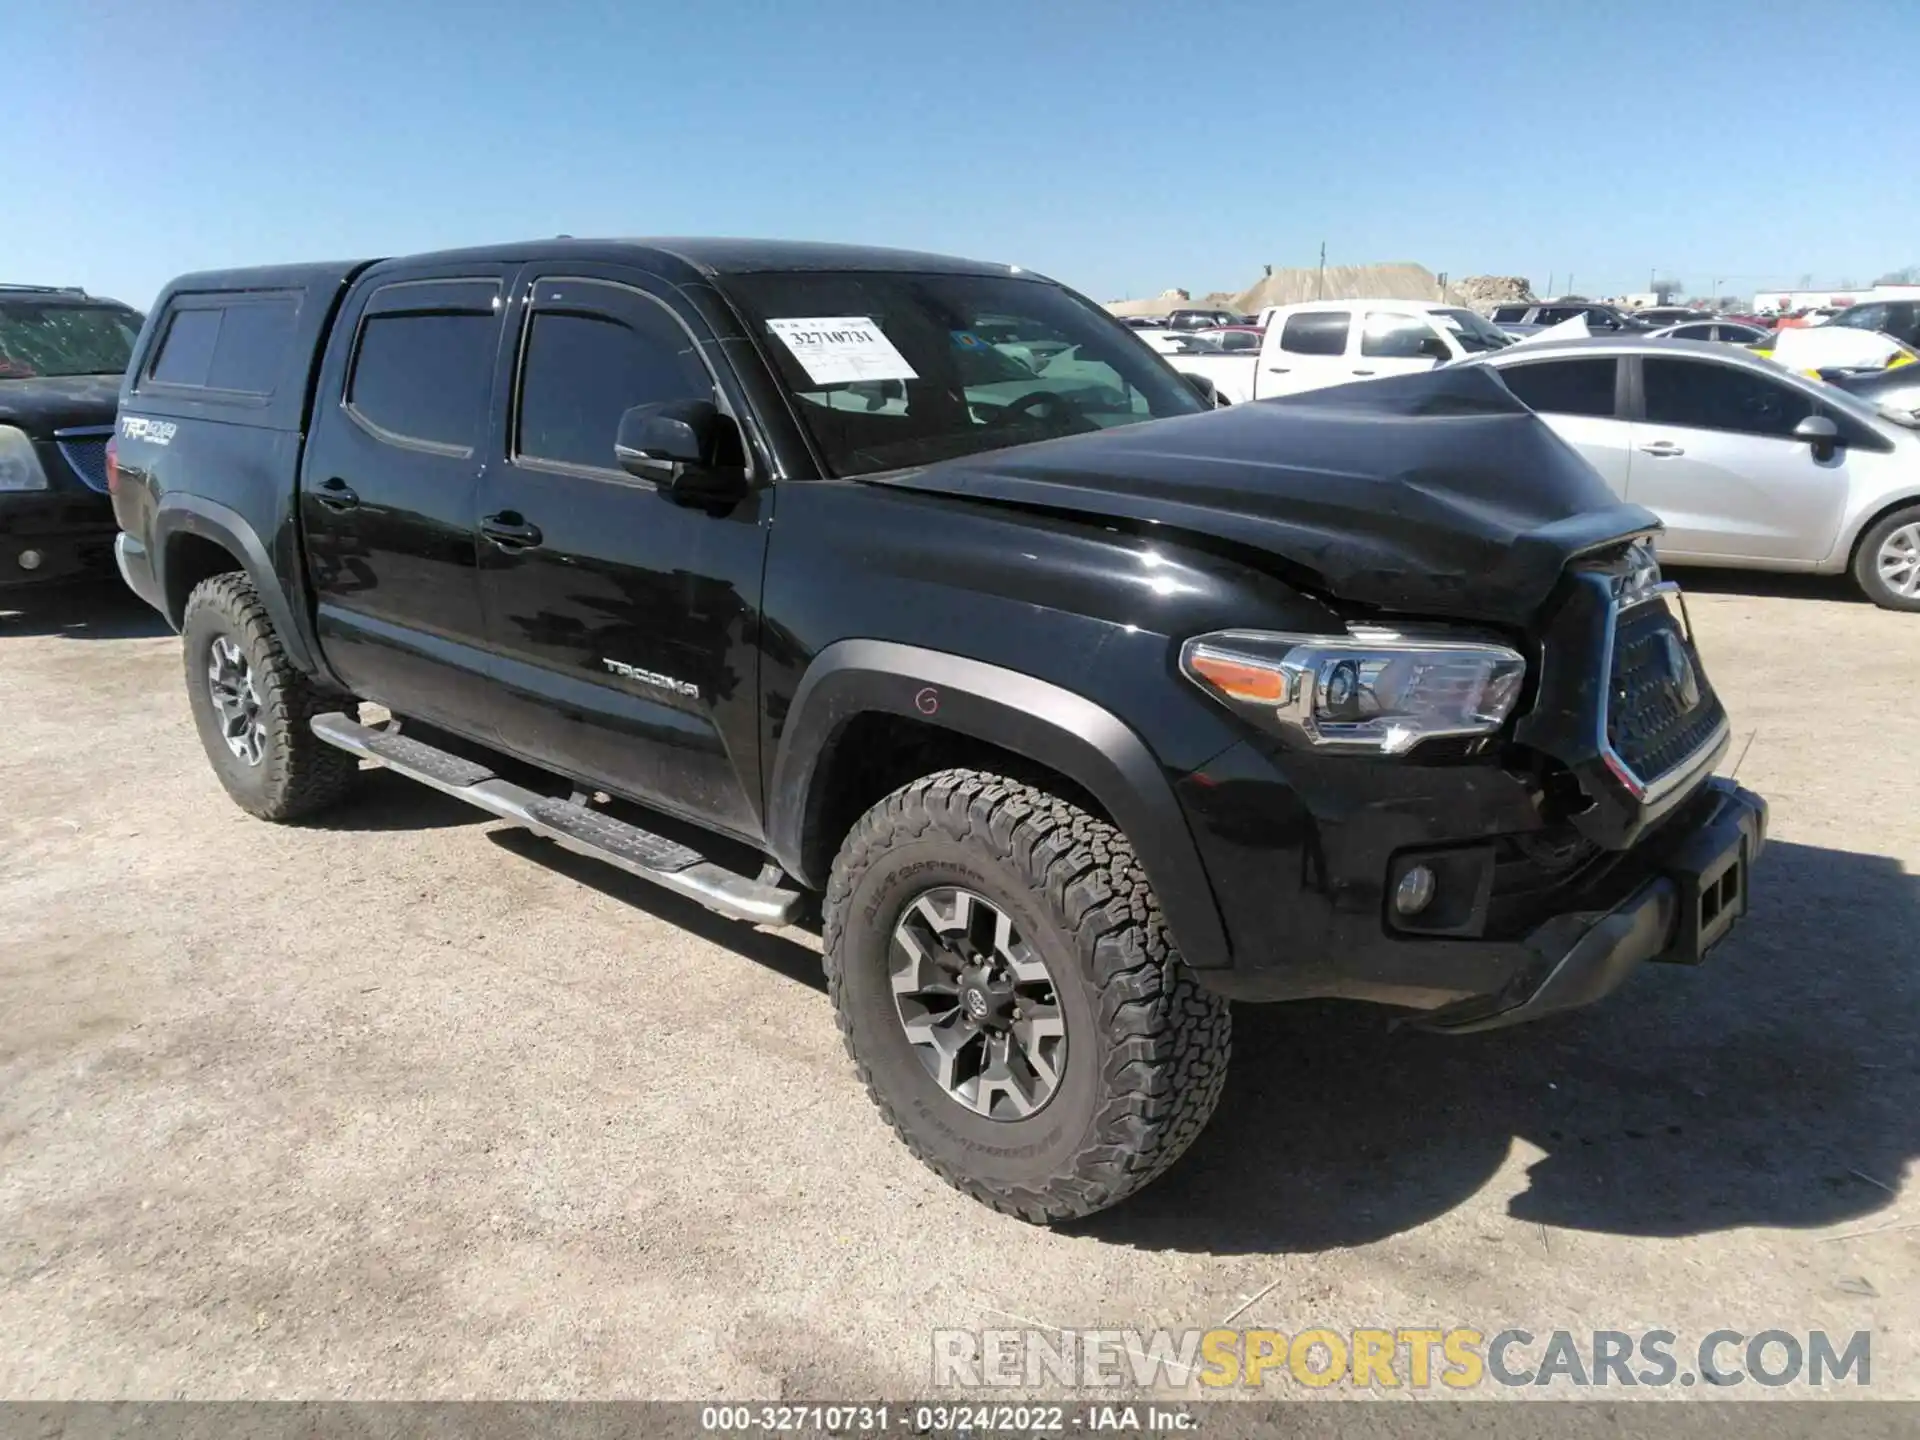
[1180,626,1526,755]
[0,425,50,491]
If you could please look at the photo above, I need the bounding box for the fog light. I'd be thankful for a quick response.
[17,548,43,571]
[1395,864,1436,916]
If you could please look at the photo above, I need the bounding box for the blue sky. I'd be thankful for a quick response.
[9,0,1916,310]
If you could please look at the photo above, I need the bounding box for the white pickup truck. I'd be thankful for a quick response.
[1160,299,1516,403]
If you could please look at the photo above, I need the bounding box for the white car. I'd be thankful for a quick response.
[1164,299,1515,403]
[1471,338,1920,609]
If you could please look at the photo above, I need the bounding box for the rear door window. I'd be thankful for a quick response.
[346,281,500,452]
[1496,358,1619,417]
[1491,305,1529,323]
[1642,358,1816,438]
[1280,311,1349,356]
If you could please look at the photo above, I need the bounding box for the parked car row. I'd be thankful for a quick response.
[1157,299,1515,403]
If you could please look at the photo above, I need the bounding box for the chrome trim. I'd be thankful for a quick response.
[1589,574,1724,802]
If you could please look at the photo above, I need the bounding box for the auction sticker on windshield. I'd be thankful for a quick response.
[766,316,918,385]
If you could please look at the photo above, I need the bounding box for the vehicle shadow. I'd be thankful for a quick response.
[1079,837,1918,1252]
[1664,566,1866,606]
[483,826,829,995]
[0,579,173,639]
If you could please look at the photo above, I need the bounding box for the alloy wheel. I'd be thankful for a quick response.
[207,635,267,766]
[1878,522,1920,599]
[888,887,1067,1120]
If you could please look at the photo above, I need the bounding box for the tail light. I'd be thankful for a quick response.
[105,436,119,495]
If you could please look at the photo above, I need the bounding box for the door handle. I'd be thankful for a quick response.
[1351,369,1376,376]
[315,477,359,511]
[1638,442,1686,457]
[1266,366,1291,373]
[481,512,543,549]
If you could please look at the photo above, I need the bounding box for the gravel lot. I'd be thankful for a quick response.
[2,573,1915,1402]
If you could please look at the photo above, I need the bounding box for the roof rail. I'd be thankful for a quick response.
[0,283,90,296]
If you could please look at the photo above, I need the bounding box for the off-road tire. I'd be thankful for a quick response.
[1852,503,1920,612]
[823,769,1231,1223]
[180,572,360,821]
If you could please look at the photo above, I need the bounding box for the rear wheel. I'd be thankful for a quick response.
[181,572,360,820]
[1853,504,1920,611]
[823,769,1231,1223]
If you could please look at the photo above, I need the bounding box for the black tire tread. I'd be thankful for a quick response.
[823,768,1230,1223]
[182,571,360,821]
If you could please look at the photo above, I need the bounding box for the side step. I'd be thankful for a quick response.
[311,712,804,927]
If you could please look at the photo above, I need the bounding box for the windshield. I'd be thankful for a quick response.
[726,271,1209,476]
[0,302,142,379]
[1434,308,1514,352]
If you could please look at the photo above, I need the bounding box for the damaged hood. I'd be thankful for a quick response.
[870,366,1658,621]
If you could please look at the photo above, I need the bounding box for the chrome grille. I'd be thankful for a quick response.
[1606,596,1724,784]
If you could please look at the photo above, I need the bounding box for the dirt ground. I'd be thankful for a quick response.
[2,572,1915,1403]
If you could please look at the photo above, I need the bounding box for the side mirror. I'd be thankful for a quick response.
[1417,336,1453,362]
[615,399,748,501]
[1793,413,1840,459]
[1184,372,1222,406]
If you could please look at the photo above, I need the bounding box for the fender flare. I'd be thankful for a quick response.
[766,639,1231,970]
[153,493,323,677]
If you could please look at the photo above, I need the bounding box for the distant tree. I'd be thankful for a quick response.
[1874,265,1920,285]
[1651,276,1685,303]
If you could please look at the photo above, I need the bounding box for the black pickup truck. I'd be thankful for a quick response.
[112,238,1766,1222]
[1,285,143,587]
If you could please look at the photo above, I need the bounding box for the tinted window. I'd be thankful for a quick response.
[1643,358,1815,438]
[1534,307,1580,326]
[1670,324,1718,339]
[149,309,222,386]
[206,301,299,391]
[1217,330,1261,352]
[516,303,712,471]
[1497,359,1618,417]
[1281,311,1349,355]
[1491,306,1529,323]
[147,296,300,395]
[1361,312,1442,359]
[348,312,495,450]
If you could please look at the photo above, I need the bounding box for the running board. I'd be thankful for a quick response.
[310,712,803,927]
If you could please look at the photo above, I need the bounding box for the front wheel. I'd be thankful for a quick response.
[823,769,1231,1223]
[180,572,360,820]
[1853,504,1920,611]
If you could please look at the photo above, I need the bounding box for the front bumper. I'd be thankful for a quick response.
[0,489,118,587]
[1415,778,1766,1032]
[1176,730,1767,1027]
